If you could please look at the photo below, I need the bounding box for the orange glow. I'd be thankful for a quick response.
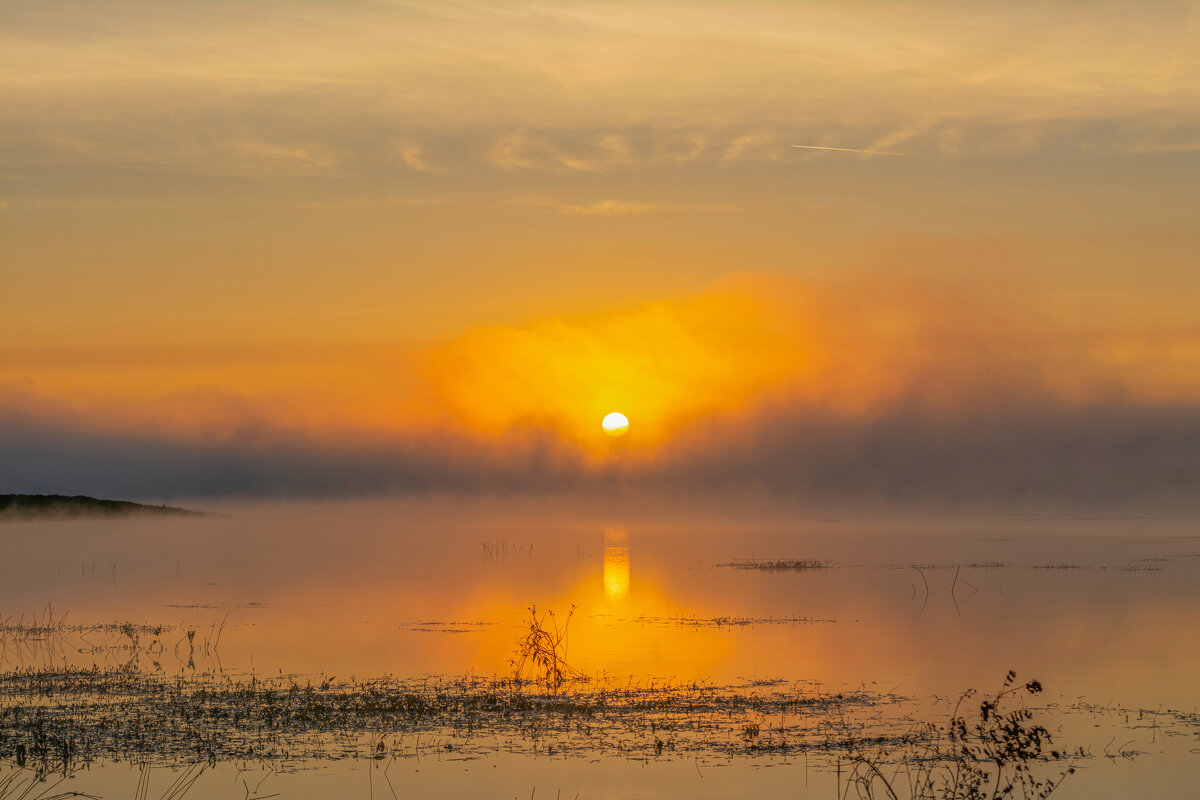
[417,277,808,448]
[3,271,1200,452]
[414,271,1200,455]
[603,527,631,601]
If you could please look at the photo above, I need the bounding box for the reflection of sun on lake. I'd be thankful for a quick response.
[10,503,1200,800]
[603,526,630,602]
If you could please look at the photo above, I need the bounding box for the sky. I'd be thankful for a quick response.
[2,0,1200,507]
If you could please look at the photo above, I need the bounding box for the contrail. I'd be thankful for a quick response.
[791,144,907,157]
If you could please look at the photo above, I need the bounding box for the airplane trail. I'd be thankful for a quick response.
[791,145,908,157]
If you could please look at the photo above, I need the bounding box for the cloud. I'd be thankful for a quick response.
[4,0,1198,181]
[3,391,1199,512]
[510,196,734,216]
[555,200,675,216]
[3,270,1200,509]
[391,138,438,172]
[297,195,457,211]
[488,131,640,173]
[648,400,1200,510]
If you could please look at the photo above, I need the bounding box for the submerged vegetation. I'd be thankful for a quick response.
[0,610,230,675]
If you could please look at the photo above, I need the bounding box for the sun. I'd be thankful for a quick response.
[601,412,629,436]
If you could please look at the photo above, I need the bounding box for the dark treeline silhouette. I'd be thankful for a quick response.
[0,494,200,520]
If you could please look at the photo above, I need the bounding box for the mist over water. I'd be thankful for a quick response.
[5,401,1200,514]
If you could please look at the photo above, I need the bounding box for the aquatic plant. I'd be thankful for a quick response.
[839,671,1075,800]
[716,559,830,571]
[481,537,533,563]
[133,762,208,800]
[0,607,70,642]
[511,605,584,691]
[0,758,98,800]
[0,665,886,768]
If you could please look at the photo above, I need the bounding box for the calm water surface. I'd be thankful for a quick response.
[1,499,1198,798]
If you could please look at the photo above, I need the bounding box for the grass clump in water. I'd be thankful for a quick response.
[717,559,830,571]
[839,671,1076,800]
[0,666,888,769]
[511,605,584,691]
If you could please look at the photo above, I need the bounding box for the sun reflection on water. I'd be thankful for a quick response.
[603,526,630,602]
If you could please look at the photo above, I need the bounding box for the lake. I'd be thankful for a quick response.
[1,498,1197,798]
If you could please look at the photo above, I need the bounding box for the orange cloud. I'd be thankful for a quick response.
[416,272,1040,448]
[418,275,807,447]
[3,270,1199,458]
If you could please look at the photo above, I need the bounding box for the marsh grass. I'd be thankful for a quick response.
[622,615,836,628]
[132,762,208,800]
[0,616,1124,798]
[0,761,97,800]
[0,666,891,769]
[0,609,171,652]
[397,621,493,634]
[511,605,584,691]
[0,760,210,800]
[717,559,830,571]
[0,609,71,642]
[0,613,180,674]
[838,672,1076,800]
[482,538,533,563]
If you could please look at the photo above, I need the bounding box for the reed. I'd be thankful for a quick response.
[717,559,830,571]
[511,605,584,691]
[837,672,1076,800]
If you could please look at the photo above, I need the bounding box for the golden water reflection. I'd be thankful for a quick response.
[603,526,630,602]
[6,504,1200,719]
